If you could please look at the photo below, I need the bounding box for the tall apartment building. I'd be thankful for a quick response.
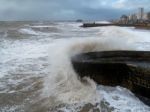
[137,8,147,20]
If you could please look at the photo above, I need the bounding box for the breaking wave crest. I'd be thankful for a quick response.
[18,28,50,36]
[42,37,136,106]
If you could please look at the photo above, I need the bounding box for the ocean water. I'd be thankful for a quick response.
[0,21,150,112]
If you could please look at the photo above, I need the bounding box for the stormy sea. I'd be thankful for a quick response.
[0,21,150,112]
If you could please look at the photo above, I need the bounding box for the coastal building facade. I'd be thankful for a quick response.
[136,8,148,20]
[119,8,149,24]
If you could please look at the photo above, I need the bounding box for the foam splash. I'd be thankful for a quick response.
[42,38,135,104]
[30,25,56,28]
[18,28,50,36]
[97,85,150,112]
[19,28,39,35]
[43,39,99,105]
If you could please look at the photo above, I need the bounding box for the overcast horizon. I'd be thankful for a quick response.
[0,0,150,21]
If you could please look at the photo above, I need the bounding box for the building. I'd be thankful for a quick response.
[137,8,144,20]
[143,13,148,20]
[119,8,149,24]
[120,15,128,24]
[128,14,138,24]
[128,14,137,21]
[136,8,147,20]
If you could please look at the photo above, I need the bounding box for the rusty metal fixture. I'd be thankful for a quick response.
[71,51,150,106]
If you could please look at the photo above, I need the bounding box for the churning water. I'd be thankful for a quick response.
[0,21,150,112]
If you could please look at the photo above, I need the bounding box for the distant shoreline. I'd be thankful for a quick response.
[81,23,150,30]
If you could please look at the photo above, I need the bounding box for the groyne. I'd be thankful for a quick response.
[81,23,150,29]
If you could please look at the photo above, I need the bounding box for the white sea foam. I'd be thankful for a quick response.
[19,28,39,35]
[18,28,50,36]
[0,36,51,79]
[98,85,150,112]
[30,25,55,28]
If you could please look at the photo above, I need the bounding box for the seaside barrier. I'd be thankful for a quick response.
[81,23,150,29]
[71,51,150,106]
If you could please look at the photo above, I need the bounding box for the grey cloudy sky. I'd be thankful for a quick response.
[0,0,150,21]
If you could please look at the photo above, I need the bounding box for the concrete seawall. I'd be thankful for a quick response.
[71,51,150,106]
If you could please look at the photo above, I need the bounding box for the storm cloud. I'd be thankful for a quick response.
[0,0,149,20]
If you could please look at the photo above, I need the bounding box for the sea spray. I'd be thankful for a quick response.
[42,35,137,108]
[43,39,98,105]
